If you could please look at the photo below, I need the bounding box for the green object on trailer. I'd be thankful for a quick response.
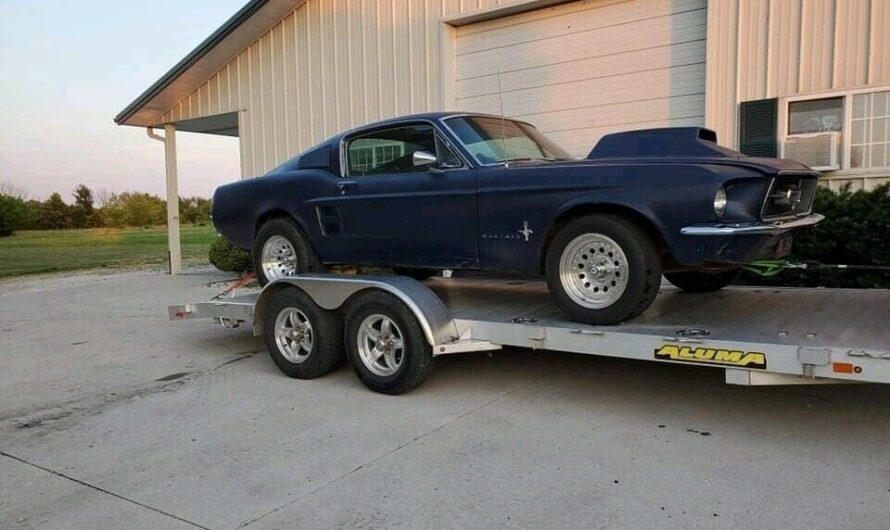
[742,260,790,277]
[743,259,890,277]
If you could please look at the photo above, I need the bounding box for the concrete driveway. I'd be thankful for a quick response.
[1,268,889,530]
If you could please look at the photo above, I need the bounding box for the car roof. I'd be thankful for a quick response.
[267,112,532,176]
[338,111,529,136]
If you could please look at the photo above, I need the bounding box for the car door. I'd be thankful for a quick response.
[320,122,478,268]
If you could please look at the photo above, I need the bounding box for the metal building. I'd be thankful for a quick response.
[115,0,890,273]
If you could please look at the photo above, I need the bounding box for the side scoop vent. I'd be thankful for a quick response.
[587,127,738,159]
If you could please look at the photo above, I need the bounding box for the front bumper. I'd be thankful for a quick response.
[680,213,824,236]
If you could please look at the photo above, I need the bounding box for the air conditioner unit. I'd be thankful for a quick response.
[783,132,841,171]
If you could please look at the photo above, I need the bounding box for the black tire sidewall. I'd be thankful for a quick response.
[344,292,434,395]
[253,218,314,286]
[546,214,661,324]
[263,288,343,379]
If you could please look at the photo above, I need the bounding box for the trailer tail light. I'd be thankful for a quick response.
[832,362,862,374]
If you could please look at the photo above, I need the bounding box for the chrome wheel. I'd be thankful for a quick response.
[261,235,298,281]
[356,314,404,377]
[558,233,629,309]
[274,308,313,363]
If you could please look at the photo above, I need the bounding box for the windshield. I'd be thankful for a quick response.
[445,116,572,164]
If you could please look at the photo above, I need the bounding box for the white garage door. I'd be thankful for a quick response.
[454,0,708,156]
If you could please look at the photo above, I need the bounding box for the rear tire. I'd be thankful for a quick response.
[545,214,662,325]
[263,287,343,379]
[665,269,739,292]
[253,218,322,286]
[344,291,435,395]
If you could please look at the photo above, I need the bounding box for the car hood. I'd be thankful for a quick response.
[554,126,817,175]
[510,155,816,176]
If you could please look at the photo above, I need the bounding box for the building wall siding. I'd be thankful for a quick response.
[705,0,890,148]
[162,0,528,177]
[162,0,890,189]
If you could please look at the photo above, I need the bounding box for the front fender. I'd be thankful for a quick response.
[549,192,673,248]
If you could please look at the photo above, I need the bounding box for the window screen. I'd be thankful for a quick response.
[788,98,844,134]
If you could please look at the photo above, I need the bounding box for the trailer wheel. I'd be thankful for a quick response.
[253,217,322,286]
[263,287,343,379]
[665,268,740,292]
[546,214,662,325]
[344,291,434,395]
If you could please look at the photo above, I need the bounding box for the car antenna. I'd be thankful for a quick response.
[498,68,508,169]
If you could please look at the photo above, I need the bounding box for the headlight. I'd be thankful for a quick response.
[714,187,727,218]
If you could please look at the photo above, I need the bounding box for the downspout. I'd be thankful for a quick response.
[147,126,182,275]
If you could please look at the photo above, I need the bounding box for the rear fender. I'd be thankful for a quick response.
[253,275,459,348]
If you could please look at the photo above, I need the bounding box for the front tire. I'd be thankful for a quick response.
[665,269,739,292]
[253,218,321,286]
[545,214,662,325]
[263,287,343,379]
[344,291,435,395]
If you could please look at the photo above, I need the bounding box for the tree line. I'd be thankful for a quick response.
[0,183,211,237]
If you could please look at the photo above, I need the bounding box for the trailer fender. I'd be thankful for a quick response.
[253,275,459,347]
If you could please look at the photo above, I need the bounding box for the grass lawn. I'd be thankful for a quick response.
[0,225,218,277]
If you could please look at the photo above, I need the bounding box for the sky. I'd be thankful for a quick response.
[0,0,248,202]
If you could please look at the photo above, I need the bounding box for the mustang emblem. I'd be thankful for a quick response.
[518,221,534,242]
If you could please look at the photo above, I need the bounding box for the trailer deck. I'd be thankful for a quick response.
[170,276,890,387]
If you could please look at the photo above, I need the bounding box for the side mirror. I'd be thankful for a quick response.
[412,150,438,168]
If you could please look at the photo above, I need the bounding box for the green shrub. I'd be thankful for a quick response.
[738,183,890,288]
[209,236,251,273]
[0,194,33,237]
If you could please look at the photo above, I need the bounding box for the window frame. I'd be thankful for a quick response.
[778,84,890,174]
[340,120,469,178]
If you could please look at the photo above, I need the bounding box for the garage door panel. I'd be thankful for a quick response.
[457,0,627,38]
[456,40,706,100]
[456,8,706,80]
[457,0,705,54]
[457,64,705,117]
[454,0,707,154]
[525,94,706,135]
[551,117,705,156]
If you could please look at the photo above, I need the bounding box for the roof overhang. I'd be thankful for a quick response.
[175,112,240,137]
[115,0,304,128]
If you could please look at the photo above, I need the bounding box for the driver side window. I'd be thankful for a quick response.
[346,124,462,177]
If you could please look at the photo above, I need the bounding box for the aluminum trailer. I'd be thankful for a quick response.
[169,275,890,393]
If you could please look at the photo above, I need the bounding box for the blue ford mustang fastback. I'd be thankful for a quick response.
[212,112,823,324]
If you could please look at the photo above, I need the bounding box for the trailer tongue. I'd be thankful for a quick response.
[170,276,890,392]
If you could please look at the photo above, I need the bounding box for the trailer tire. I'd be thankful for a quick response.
[254,217,322,286]
[344,291,434,395]
[546,214,662,325]
[665,268,740,292]
[263,287,343,379]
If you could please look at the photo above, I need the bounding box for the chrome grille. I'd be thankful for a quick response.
[761,174,818,220]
